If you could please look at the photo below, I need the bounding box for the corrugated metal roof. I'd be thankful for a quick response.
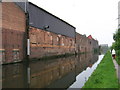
[15,2,76,38]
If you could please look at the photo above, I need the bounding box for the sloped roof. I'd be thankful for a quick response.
[15,2,76,38]
[88,35,93,39]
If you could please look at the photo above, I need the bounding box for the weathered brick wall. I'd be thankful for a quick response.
[76,33,98,53]
[1,2,26,64]
[76,33,88,53]
[1,2,98,64]
[92,39,98,49]
[2,2,26,31]
[29,27,75,59]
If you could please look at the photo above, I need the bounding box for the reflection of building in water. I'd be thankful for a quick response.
[2,64,28,88]
[30,53,98,88]
[29,56,77,88]
[2,53,99,88]
[75,53,98,76]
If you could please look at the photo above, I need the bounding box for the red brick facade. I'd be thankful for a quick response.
[1,2,26,64]
[1,2,99,64]
[29,27,75,59]
[76,33,98,53]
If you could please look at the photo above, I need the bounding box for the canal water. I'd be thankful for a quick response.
[2,53,104,88]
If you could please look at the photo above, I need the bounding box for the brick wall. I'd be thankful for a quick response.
[2,2,26,31]
[1,2,26,64]
[1,2,98,63]
[29,27,75,59]
[76,33,98,53]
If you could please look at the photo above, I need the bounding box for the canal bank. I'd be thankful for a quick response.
[82,51,119,88]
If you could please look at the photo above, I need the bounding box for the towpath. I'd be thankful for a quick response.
[112,59,120,83]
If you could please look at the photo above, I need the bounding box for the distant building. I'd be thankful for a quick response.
[99,44,108,54]
[88,35,93,40]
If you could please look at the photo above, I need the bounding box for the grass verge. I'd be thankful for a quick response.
[82,51,119,88]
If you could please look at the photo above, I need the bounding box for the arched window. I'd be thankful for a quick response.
[61,37,64,46]
[57,36,59,41]
[50,35,53,41]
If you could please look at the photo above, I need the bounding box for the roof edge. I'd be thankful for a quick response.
[29,2,76,29]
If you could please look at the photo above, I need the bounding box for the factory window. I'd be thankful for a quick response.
[30,34,37,44]
[57,36,60,45]
[90,41,91,44]
[47,32,50,35]
[66,38,68,46]
[48,33,49,36]
[70,39,72,46]
[18,45,20,48]
[73,41,74,46]
[61,38,64,46]
[0,50,5,63]
[47,32,51,39]
[0,52,2,64]
[12,45,14,48]
[13,49,19,61]
[57,36,59,41]
[50,35,53,45]
[50,35,53,40]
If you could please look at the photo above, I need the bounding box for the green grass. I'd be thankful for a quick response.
[82,51,119,88]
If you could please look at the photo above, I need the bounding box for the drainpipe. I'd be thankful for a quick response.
[25,10,30,88]
[25,11,30,61]
[75,30,77,55]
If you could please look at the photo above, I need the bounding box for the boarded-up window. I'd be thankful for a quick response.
[50,35,53,41]
[0,52,2,63]
[0,50,5,64]
[45,32,51,44]
[57,37,59,41]
[13,49,19,61]
[72,40,74,46]
[30,34,37,44]
[61,38,64,46]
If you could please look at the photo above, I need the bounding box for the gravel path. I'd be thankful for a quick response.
[112,59,120,83]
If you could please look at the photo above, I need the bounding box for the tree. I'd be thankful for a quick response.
[113,29,120,64]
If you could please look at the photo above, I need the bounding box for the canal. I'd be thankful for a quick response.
[2,53,104,88]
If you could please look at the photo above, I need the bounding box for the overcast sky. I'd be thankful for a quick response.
[29,0,119,46]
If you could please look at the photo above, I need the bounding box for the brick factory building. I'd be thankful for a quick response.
[1,1,99,64]
[1,2,26,64]
[16,2,76,59]
[75,33,98,53]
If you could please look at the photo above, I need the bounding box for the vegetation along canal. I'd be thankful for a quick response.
[2,53,104,88]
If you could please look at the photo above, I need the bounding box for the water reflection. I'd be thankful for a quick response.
[69,55,104,88]
[2,53,100,88]
[2,63,28,88]
[29,56,77,88]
